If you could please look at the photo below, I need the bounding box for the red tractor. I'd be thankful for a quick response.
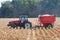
[7,15,32,29]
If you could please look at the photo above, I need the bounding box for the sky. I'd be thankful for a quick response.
[0,0,12,7]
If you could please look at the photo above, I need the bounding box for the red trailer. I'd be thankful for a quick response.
[35,14,56,29]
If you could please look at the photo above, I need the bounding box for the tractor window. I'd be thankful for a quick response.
[20,17,25,21]
[19,15,28,21]
[25,17,28,21]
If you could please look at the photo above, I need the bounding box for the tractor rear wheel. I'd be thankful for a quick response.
[23,22,32,29]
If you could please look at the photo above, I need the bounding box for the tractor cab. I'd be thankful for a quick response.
[19,15,28,23]
[19,15,32,29]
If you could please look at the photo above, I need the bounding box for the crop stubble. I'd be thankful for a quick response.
[0,18,60,40]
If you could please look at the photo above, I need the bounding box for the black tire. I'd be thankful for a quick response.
[46,24,53,29]
[45,26,47,29]
[11,24,17,29]
[7,24,10,26]
[23,22,32,29]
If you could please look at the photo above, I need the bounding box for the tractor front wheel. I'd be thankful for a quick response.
[11,24,17,29]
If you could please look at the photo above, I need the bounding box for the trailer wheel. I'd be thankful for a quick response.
[45,26,47,29]
[23,22,32,29]
[46,24,53,29]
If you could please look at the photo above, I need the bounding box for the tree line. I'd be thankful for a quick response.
[0,0,60,18]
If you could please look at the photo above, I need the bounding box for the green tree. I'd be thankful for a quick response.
[38,0,58,14]
[1,1,13,18]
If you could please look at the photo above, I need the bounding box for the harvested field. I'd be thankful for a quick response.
[0,17,60,40]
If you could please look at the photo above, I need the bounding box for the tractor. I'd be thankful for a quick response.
[7,14,56,29]
[7,15,32,29]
